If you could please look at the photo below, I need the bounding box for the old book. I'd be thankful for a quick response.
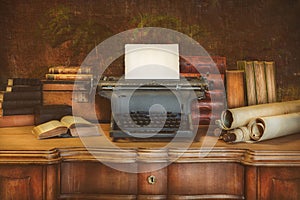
[43,91,90,105]
[48,66,92,74]
[0,91,42,101]
[0,107,35,116]
[205,90,226,101]
[7,78,41,86]
[32,115,99,139]
[191,100,225,113]
[244,61,257,105]
[45,74,93,81]
[0,100,41,109]
[226,70,245,108]
[0,114,35,127]
[180,56,226,74]
[253,61,268,104]
[264,61,277,103]
[34,105,72,125]
[6,85,42,92]
[236,61,248,106]
[191,113,220,125]
[42,80,90,91]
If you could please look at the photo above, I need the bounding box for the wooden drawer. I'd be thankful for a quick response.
[60,162,137,195]
[0,165,44,200]
[258,167,300,200]
[168,163,244,199]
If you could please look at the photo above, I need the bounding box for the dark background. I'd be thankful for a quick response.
[0,0,299,101]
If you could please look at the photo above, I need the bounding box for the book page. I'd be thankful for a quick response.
[32,120,67,139]
[60,115,94,129]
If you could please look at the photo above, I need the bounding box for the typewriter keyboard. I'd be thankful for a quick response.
[113,111,189,134]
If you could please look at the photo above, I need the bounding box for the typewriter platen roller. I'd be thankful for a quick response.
[97,76,211,141]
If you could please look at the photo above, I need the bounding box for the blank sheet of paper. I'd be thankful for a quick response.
[125,44,179,79]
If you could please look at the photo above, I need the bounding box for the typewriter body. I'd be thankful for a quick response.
[97,77,210,141]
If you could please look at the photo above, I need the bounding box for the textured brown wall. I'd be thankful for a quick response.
[0,0,299,100]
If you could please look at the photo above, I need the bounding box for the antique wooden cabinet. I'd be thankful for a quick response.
[0,125,299,199]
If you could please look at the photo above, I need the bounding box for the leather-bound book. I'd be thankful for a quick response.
[6,85,42,92]
[7,78,41,86]
[48,66,93,74]
[253,61,268,104]
[0,100,41,109]
[191,113,220,125]
[45,74,93,81]
[264,61,277,103]
[0,91,42,101]
[0,107,35,116]
[244,61,257,105]
[226,70,245,108]
[42,80,90,91]
[34,105,72,125]
[191,100,225,113]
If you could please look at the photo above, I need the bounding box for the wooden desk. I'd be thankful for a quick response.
[0,125,299,199]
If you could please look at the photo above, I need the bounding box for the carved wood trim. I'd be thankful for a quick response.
[0,146,299,166]
[0,149,61,164]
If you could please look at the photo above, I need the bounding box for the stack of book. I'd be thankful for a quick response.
[0,78,42,127]
[43,66,93,106]
[180,56,227,135]
[237,61,277,106]
[42,66,110,122]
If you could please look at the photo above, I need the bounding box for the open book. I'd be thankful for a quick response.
[32,115,100,139]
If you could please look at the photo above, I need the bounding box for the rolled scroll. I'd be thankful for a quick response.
[217,100,300,130]
[247,112,300,142]
[222,126,251,143]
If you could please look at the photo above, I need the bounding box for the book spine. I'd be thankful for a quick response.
[180,56,226,74]
[264,61,277,103]
[237,60,246,71]
[191,101,225,112]
[245,61,257,105]
[1,107,35,116]
[45,74,93,81]
[0,100,41,109]
[205,90,226,101]
[7,78,41,86]
[253,61,268,104]
[226,70,245,108]
[6,85,42,92]
[0,115,35,127]
[42,81,89,91]
[49,66,92,74]
[191,113,220,125]
[43,91,90,106]
[0,91,42,101]
[34,105,72,115]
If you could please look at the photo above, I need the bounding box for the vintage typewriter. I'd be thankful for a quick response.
[98,77,210,141]
[97,44,210,141]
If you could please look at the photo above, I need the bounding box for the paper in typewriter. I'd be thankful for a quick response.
[125,44,179,79]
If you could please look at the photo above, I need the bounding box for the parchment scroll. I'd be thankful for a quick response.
[247,112,300,142]
[217,100,300,130]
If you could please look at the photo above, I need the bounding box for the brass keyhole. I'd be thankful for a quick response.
[147,175,156,185]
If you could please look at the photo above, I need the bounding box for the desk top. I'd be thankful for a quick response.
[0,124,299,166]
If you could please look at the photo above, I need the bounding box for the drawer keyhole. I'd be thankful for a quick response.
[147,175,156,185]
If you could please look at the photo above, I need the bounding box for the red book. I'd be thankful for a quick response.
[191,101,225,113]
[180,56,226,74]
[191,113,220,125]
